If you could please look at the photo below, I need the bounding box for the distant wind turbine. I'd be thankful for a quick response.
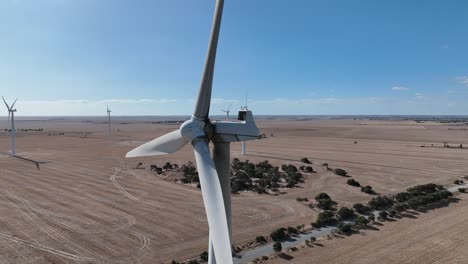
[221,103,232,120]
[2,96,18,156]
[107,105,111,136]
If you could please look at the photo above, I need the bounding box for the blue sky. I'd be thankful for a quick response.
[1,0,468,116]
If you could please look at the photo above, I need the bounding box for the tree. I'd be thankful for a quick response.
[353,203,371,214]
[256,236,267,243]
[378,211,388,220]
[361,185,375,194]
[287,226,298,235]
[313,210,336,227]
[301,157,312,164]
[392,203,406,213]
[368,196,394,210]
[347,179,361,187]
[317,199,334,210]
[305,166,314,173]
[334,168,348,177]
[336,207,355,221]
[356,215,369,227]
[200,251,208,262]
[315,192,331,201]
[163,162,173,170]
[337,223,353,234]
[273,242,282,253]
[270,228,288,242]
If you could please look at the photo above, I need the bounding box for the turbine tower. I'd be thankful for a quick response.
[221,103,232,120]
[2,96,18,156]
[107,105,111,136]
[241,91,248,155]
[126,1,259,262]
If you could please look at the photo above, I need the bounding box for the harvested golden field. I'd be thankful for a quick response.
[268,194,468,264]
[0,117,467,263]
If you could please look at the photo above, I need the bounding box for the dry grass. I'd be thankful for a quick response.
[0,117,467,263]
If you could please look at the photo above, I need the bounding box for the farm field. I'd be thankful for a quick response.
[0,116,467,263]
[268,194,468,264]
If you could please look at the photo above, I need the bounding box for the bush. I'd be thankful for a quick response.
[313,210,336,227]
[356,215,369,226]
[393,192,411,203]
[361,185,375,194]
[392,203,406,212]
[368,215,375,222]
[378,211,388,220]
[261,256,269,261]
[407,183,443,195]
[347,179,361,187]
[353,203,371,214]
[309,236,317,243]
[317,199,334,210]
[454,180,464,185]
[334,168,348,177]
[200,251,208,262]
[287,226,299,235]
[368,196,394,210]
[270,228,288,242]
[305,166,314,173]
[315,193,331,201]
[273,242,282,253]
[256,236,267,244]
[301,157,312,164]
[337,223,353,234]
[336,207,355,221]
[459,188,466,193]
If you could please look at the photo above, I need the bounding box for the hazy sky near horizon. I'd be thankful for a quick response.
[1,0,468,116]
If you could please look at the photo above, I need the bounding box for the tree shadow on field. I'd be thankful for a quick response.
[415,198,460,214]
[279,253,294,261]
[400,213,418,219]
[362,225,380,231]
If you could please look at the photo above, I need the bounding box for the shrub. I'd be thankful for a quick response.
[305,166,314,173]
[317,199,334,210]
[273,242,282,253]
[301,157,312,164]
[368,196,394,210]
[200,251,208,262]
[313,210,336,227]
[261,256,269,261]
[459,188,466,193]
[361,185,375,194]
[309,236,317,243]
[356,215,369,226]
[256,236,267,244]
[454,180,464,185]
[163,162,173,170]
[378,211,388,220]
[347,179,361,187]
[337,223,353,234]
[392,203,406,212]
[270,228,288,242]
[334,168,348,177]
[315,193,331,201]
[336,207,355,221]
[394,192,411,203]
[368,215,375,222]
[353,203,371,214]
[407,183,443,195]
[287,226,299,235]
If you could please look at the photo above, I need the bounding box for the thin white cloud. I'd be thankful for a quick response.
[455,76,468,87]
[391,86,409,91]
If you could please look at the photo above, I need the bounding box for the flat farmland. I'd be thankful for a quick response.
[0,117,467,263]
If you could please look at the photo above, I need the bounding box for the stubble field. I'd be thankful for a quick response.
[0,116,467,263]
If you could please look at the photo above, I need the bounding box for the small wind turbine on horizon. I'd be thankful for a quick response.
[107,105,111,136]
[221,103,232,120]
[2,96,18,156]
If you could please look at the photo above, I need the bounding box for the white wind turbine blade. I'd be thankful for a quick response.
[126,129,188,157]
[192,138,233,264]
[10,98,18,109]
[2,96,10,110]
[193,0,224,119]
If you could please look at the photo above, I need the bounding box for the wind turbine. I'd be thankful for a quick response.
[2,96,18,156]
[107,105,111,136]
[221,103,232,120]
[126,1,259,263]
